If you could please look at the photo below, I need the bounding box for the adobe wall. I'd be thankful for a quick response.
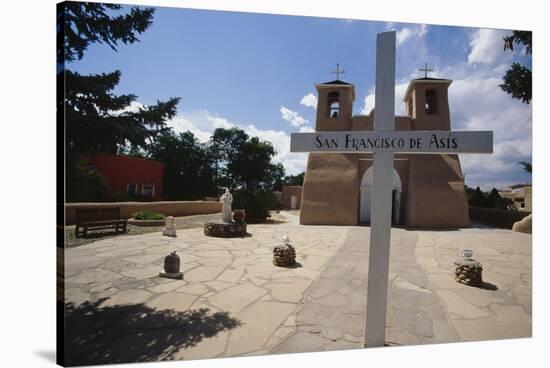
[524,186,532,212]
[65,201,222,225]
[281,185,303,209]
[408,81,451,130]
[405,154,469,228]
[469,207,531,229]
[300,153,359,225]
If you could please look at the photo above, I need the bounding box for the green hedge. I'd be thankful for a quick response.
[132,211,166,220]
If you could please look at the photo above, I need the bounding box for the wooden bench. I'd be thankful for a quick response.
[75,208,128,238]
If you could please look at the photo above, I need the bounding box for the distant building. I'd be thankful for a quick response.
[499,185,532,211]
[281,185,303,210]
[82,154,164,201]
[300,75,470,228]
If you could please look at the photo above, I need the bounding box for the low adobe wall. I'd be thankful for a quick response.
[65,201,222,225]
[281,185,303,210]
[469,206,531,229]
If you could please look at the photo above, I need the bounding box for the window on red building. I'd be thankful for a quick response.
[127,183,138,195]
[142,184,155,197]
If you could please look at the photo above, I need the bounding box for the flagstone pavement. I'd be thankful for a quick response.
[63,212,531,365]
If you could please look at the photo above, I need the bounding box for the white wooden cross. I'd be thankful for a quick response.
[290,31,493,347]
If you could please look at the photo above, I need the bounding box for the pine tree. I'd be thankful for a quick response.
[58,2,180,156]
[469,186,488,208]
[58,2,180,201]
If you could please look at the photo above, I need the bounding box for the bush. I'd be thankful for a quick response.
[66,158,108,202]
[233,189,277,222]
[132,211,166,220]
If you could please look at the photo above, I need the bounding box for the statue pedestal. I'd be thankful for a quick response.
[159,271,183,279]
[204,220,247,238]
[162,229,177,237]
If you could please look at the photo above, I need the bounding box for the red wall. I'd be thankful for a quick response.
[82,154,164,200]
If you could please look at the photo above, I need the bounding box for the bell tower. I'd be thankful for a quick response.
[403,64,452,130]
[314,64,355,131]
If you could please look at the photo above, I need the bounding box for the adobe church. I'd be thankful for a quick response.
[300,70,470,228]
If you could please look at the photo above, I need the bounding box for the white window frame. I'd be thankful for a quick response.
[127,183,138,195]
[141,184,155,197]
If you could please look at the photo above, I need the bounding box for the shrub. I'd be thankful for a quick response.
[66,159,108,202]
[132,211,166,220]
[233,189,277,222]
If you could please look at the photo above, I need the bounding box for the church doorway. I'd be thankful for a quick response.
[359,166,402,225]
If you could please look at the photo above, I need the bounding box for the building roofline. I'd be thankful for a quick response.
[403,78,452,102]
[315,82,356,101]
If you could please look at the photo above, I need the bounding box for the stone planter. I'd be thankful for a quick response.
[127,218,166,227]
[454,259,483,286]
[233,209,246,223]
[204,220,247,238]
[273,244,296,267]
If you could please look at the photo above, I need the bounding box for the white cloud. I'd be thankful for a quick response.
[166,109,307,175]
[449,75,532,189]
[360,82,409,116]
[300,93,317,109]
[280,106,309,127]
[358,65,531,190]
[467,29,510,65]
[299,125,315,133]
[396,24,428,47]
[166,109,233,143]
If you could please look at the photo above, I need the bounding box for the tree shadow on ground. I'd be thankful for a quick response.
[63,298,242,366]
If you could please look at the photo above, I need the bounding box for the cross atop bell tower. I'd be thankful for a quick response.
[314,69,355,131]
[330,63,345,80]
[418,62,433,78]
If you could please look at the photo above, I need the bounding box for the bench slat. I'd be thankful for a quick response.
[75,207,127,238]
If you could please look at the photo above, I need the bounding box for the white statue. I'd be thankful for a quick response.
[282,235,290,246]
[220,188,233,223]
[162,216,177,237]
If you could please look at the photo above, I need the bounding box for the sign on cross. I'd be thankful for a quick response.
[290,31,493,347]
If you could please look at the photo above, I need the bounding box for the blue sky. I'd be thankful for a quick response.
[70,5,532,190]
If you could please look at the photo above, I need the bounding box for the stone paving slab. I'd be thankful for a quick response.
[63,212,532,365]
[273,225,531,353]
[63,213,348,365]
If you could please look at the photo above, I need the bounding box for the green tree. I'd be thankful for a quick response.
[210,128,284,191]
[500,31,532,104]
[58,2,180,157]
[148,131,216,200]
[519,161,532,173]
[284,172,305,186]
[469,186,488,208]
[210,128,285,221]
[58,2,180,201]
[65,160,108,202]
[486,188,508,209]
